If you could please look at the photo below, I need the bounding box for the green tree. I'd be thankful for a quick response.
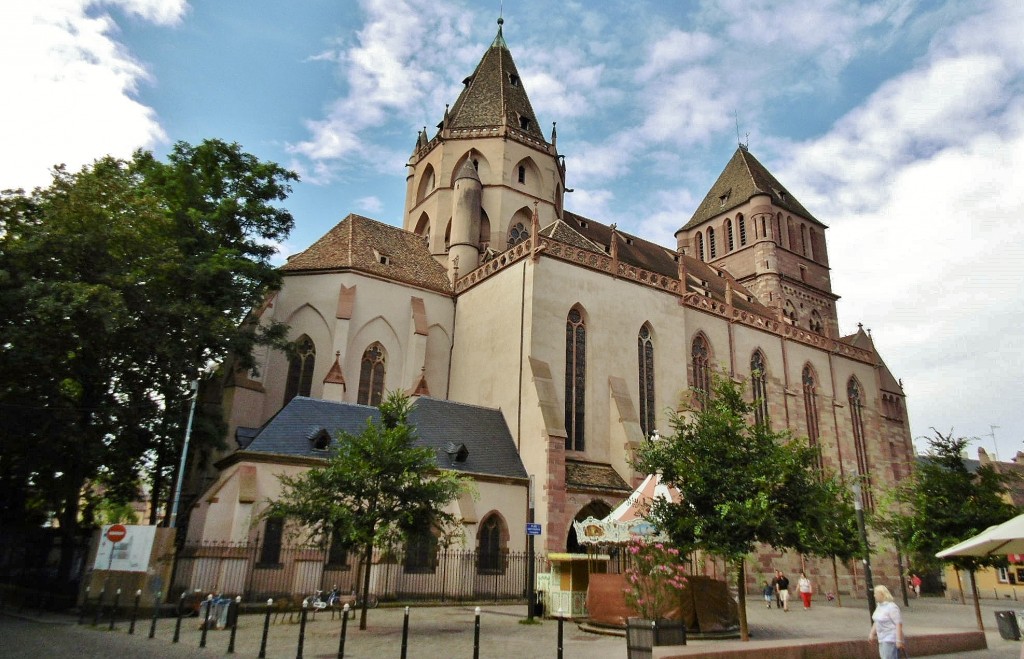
[263,391,469,630]
[0,140,296,581]
[632,375,842,640]
[890,430,1017,630]
[797,474,861,607]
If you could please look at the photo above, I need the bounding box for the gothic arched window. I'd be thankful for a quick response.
[507,222,528,247]
[848,377,873,509]
[810,309,824,334]
[691,335,711,406]
[750,351,769,427]
[357,343,387,406]
[738,214,747,246]
[802,365,821,468]
[638,325,656,438]
[565,308,586,451]
[284,335,316,404]
[708,227,717,258]
[477,514,507,574]
[726,219,734,252]
[695,233,705,261]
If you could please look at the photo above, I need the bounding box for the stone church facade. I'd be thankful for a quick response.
[188,20,914,596]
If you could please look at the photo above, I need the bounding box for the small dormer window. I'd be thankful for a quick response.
[307,427,331,451]
[625,237,634,246]
[445,441,469,465]
[373,249,391,266]
[508,73,519,87]
[578,219,588,228]
[462,75,473,87]
[519,116,531,131]
[718,188,731,207]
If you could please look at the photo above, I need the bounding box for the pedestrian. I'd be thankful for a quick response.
[868,585,905,659]
[797,571,813,609]
[911,573,922,598]
[776,570,790,612]
[770,571,782,608]
[762,580,774,609]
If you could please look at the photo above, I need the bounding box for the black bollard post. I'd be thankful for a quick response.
[400,606,410,659]
[108,588,121,631]
[472,606,481,659]
[227,596,241,654]
[296,600,309,659]
[556,608,564,659]
[148,592,161,639]
[172,592,185,643]
[129,589,141,634]
[79,586,90,625]
[200,594,213,648]
[258,598,273,659]
[92,589,105,627]
[337,603,349,659]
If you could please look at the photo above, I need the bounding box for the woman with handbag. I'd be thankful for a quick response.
[868,585,905,659]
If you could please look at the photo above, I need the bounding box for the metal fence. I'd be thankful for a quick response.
[172,542,548,604]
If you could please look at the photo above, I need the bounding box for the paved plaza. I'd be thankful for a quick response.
[3,596,1024,658]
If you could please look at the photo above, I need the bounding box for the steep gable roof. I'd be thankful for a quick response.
[683,147,822,230]
[281,214,451,294]
[242,396,527,480]
[445,19,545,140]
[840,326,905,395]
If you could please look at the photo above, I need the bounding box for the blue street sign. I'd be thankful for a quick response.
[526,523,542,536]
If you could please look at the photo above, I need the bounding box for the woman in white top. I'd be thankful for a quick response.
[868,585,904,659]
[797,572,813,609]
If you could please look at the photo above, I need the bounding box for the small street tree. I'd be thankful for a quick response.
[263,391,469,629]
[797,474,861,607]
[889,430,1017,630]
[632,375,845,641]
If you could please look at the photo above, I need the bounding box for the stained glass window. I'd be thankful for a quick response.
[802,365,821,469]
[507,222,528,247]
[638,325,656,437]
[565,308,586,451]
[751,351,769,427]
[692,335,710,406]
[357,343,386,406]
[284,335,316,404]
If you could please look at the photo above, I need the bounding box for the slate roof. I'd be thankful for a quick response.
[683,147,822,230]
[547,211,773,317]
[280,214,451,294]
[565,460,631,493]
[444,20,545,140]
[242,396,527,480]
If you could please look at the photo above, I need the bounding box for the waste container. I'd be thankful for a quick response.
[995,610,1020,640]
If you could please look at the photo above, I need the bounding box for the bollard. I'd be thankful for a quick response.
[200,594,213,648]
[172,592,185,643]
[93,589,105,627]
[473,606,481,659]
[557,608,564,659]
[400,606,410,659]
[337,603,349,659]
[79,586,90,625]
[109,588,121,631]
[227,596,241,654]
[258,598,273,659]
[296,599,309,659]
[148,591,161,639]
[129,589,141,634]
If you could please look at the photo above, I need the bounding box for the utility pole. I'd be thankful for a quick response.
[853,481,876,619]
[169,380,199,528]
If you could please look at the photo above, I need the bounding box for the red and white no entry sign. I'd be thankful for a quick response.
[106,524,127,543]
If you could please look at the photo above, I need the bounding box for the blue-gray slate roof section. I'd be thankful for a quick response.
[244,396,528,480]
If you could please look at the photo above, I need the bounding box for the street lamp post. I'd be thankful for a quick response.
[169,380,199,528]
[852,481,876,618]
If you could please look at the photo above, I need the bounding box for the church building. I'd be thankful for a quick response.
[187,19,914,596]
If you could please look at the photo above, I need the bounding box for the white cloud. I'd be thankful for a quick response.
[0,1,184,190]
[356,196,383,214]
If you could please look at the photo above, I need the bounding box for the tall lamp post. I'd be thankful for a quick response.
[169,380,199,528]
[852,481,876,618]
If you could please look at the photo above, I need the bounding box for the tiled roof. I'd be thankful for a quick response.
[565,460,631,493]
[281,214,451,294]
[551,211,773,316]
[683,147,821,230]
[243,396,527,480]
[445,22,545,139]
[840,327,905,394]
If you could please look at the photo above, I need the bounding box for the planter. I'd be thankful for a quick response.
[626,617,686,659]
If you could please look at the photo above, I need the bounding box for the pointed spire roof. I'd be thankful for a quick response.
[682,147,822,230]
[445,18,545,140]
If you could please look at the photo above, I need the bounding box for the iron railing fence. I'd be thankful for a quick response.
[172,542,549,605]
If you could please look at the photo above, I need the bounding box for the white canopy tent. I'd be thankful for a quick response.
[573,472,681,545]
[936,514,1024,558]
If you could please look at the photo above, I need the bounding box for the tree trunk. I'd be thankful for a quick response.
[56,470,85,583]
[359,541,373,630]
[831,556,842,607]
[969,568,984,631]
[736,559,749,642]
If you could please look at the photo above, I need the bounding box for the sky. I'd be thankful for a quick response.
[2,0,1022,458]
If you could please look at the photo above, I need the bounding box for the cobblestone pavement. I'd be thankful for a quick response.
[3,595,1024,658]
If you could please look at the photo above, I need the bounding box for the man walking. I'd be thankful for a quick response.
[775,570,790,612]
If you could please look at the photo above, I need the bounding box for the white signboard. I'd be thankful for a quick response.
[93,524,157,573]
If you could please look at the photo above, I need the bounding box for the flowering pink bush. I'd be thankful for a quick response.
[622,539,688,620]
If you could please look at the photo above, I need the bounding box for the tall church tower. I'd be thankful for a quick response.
[675,146,839,337]
[404,19,565,280]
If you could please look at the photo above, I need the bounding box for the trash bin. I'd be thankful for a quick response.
[995,610,1020,640]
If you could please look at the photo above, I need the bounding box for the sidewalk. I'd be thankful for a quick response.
[4,595,1024,658]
